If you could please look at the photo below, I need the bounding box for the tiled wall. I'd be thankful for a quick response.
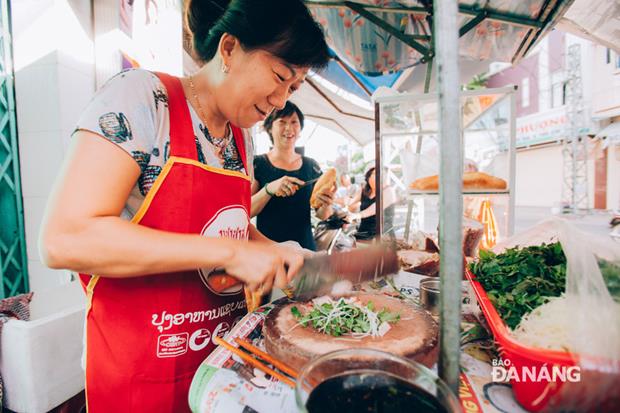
[12,0,95,292]
[12,0,186,291]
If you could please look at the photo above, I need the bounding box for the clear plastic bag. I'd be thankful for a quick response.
[400,140,439,186]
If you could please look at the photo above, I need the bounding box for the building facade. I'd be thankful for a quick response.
[488,30,619,211]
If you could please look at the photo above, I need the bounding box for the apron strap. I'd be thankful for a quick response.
[155,72,198,160]
[231,125,248,172]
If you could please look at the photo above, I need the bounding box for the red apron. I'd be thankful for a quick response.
[79,73,249,412]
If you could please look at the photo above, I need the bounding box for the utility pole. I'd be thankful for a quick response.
[562,43,589,213]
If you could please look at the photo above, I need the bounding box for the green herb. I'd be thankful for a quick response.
[469,242,566,329]
[598,258,620,303]
[291,297,400,337]
[291,306,302,318]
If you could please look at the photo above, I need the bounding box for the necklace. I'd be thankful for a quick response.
[189,75,232,155]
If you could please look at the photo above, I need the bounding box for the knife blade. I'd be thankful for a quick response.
[297,177,320,188]
[286,244,399,301]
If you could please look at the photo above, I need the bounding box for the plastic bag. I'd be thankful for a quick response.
[493,218,620,411]
[400,140,439,186]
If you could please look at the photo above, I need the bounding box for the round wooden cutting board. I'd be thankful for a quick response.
[264,293,439,373]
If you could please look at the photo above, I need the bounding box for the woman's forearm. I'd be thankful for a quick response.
[359,203,376,219]
[40,215,238,277]
[348,201,361,212]
[358,188,396,219]
[250,186,272,217]
[248,223,274,244]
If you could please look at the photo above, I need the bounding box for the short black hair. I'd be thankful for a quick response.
[263,101,304,142]
[185,0,330,70]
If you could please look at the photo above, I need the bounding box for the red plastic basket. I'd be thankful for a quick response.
[465,268,580,411]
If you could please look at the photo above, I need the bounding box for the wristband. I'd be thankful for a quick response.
[264,184,276,197]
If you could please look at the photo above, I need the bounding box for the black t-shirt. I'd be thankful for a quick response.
[356,191,395,240]
[253,154,322,250]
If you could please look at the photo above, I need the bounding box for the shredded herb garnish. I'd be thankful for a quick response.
[291,297,400,337]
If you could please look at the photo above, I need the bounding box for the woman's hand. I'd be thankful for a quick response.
[224,241,304,292]
[266,176,305,197]
[314,184,336,220]
[313,184,336,208]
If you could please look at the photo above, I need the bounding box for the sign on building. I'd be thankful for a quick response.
[516,107,590,147]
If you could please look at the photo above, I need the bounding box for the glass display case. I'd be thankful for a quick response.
[373,86,516,248]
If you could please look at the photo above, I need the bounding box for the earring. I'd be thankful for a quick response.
[221,62,229,74]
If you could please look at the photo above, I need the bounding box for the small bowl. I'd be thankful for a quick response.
[295,348,460,413]
[420,279,441,316]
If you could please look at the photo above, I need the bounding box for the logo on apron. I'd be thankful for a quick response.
[199,205,249,295]
[157,333,189,358]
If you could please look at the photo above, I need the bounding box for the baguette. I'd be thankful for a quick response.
[410,172,507,191]
[310,168,337,208]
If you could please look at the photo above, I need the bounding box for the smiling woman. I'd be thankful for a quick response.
[251,102,336,251]
[38,1,329,412]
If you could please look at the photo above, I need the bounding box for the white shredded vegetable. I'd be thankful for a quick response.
[511,296,575,352]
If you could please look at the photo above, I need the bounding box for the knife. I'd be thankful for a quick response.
[297,177,320,188]
[285,244,399,301]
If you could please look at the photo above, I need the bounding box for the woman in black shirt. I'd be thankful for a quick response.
[251,102,334,250]
[349,167,397,240]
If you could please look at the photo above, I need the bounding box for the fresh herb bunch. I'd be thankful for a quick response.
[291,298,400,337]
[469,242,566,329]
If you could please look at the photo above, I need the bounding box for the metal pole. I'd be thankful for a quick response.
[434,0,462,394]
[374,102,383,239]
[508,88,517,236]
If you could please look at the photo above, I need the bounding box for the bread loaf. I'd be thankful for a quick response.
[409,172,507,191]
[310,168,337,208]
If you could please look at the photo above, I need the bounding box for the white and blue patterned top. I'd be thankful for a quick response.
[74,69,254,220]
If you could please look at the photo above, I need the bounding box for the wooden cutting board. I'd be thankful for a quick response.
[264,293,439,373]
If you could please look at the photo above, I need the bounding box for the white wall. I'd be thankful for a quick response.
[513,145,564,207]
[13,0,95,292]
[592,46,620,119]
[513,143,598,209]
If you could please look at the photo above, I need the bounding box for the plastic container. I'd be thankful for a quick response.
[0,281,86,413]
[465,269,618,412]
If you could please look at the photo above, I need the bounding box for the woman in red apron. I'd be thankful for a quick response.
[39,1,329,411]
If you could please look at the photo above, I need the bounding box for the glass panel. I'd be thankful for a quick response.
[376,89,514,248]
